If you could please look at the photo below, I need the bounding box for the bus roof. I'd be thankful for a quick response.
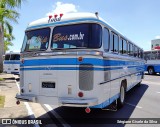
[5,52,20,55]
[26,12,142,50]
[27,12,105,28]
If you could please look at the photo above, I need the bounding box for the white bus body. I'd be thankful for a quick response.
[16,13,144,110]
[3,52,20,75]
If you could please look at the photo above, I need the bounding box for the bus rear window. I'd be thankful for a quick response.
[10,54,20,60]
[51,23,102,49]
[22,28,50,51]
[5,55,10,60]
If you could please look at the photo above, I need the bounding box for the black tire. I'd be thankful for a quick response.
[117,82,126,109]
[148,67,154,75]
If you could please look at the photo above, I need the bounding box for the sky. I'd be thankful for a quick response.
[9,0,160,52]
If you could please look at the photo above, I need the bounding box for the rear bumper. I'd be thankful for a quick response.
[16,94,98,107]
[59,98,98,107]
[16,94,36,102]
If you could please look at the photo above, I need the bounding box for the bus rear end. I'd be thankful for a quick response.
[16,22,106,108]
[3,53,20,75]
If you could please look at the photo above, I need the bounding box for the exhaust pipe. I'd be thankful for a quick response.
[85,107,91,113]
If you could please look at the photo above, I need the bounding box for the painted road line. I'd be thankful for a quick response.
[44,104,71,127]
[15,81,40,127]
[157,92,160,94]
[125,102,142,109]
[15,81,20,92]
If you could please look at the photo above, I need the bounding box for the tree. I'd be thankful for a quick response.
[0,0,24,72]
[4,28,14,51]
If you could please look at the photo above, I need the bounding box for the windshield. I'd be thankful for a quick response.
[22,28,50,52]
[5,54,10,60]
[10,54,20,60]
[51,23,102,49]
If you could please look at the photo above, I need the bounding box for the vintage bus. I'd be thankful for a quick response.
[16,12,144,112]
[3,52,20,75]
[144,50,160,75]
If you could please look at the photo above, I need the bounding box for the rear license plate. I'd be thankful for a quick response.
[42,82,55,88]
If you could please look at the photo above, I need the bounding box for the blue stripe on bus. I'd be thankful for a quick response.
[20,58,143,67]
[4,61,20,64]
[21,58,79,66]
[20,66,144,71]
[20,58,104,66]
[21,67,104,71]
[91,93,120,108]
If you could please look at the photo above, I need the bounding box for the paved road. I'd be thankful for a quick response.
[45,74,160,127]
[0,74,160,127]
[0,74,30,127]
[33,74,160,127]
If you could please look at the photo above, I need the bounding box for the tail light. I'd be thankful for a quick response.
[78,92,84,97]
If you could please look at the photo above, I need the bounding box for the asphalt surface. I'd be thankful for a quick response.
[0,74,30,127]
[0,73,160,127]
[47,74,160,127]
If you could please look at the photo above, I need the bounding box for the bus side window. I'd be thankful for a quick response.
[126,42,128,54]
[114,34,119,52]
[128,42,130,55]
[151,51,157,60]
[134,46,138,57]
[103,28,109,52]
[110,32,114,52]
[123,39,127,54]
[147,52,150,60]
[119,38,123,54]
[129,43,133,56]
[110,32,118,52]
[130,44,133,56]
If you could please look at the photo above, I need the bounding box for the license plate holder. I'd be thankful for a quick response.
[42,82,55,88]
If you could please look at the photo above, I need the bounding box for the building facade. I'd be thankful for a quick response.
[151,39,160,50]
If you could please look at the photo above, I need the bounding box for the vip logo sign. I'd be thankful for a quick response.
[48,14,63,23]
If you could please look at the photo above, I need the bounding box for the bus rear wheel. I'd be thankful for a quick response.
[117,82,126,109]
[148,67,155,75]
